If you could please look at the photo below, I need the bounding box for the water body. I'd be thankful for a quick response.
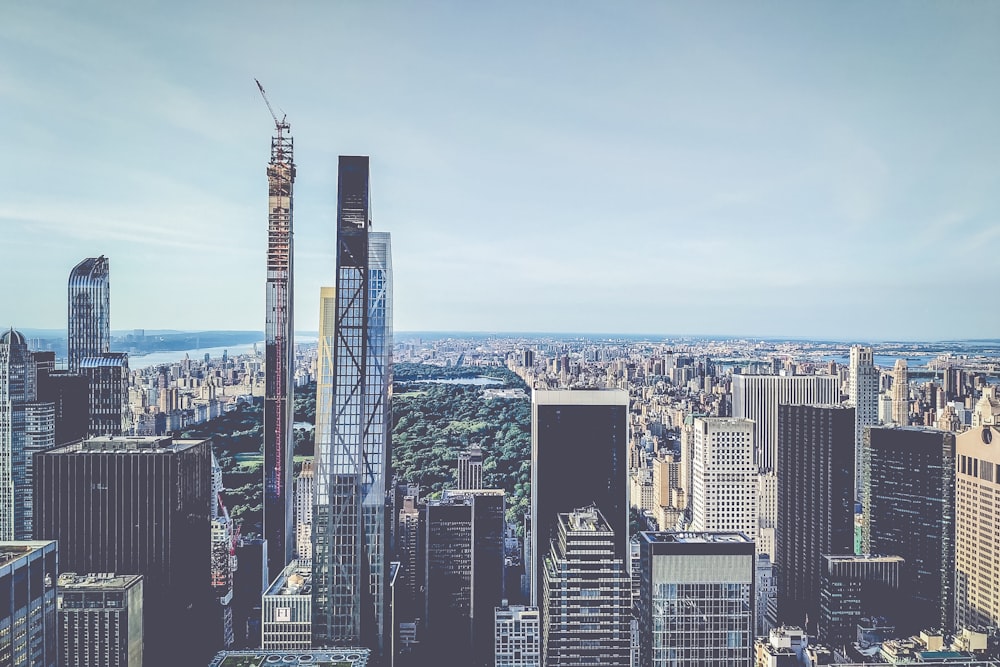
[412,377,504,386]
[131,342,262,369]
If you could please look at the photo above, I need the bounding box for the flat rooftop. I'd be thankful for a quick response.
[209,650,369,667]
[0,541,55,567]
[264,562,312,597]
[48,436,207,455]
[641,531,752,544]
[58,572,142,590]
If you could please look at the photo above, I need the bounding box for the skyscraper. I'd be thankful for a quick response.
[847,345,878,502]
[637,531,754,667]
[313,156,392,655]
[67,256,110,374]
[424,489,505,667]
[530,389,628,607]
[690,417,756,540]
[862,426,955,634]
[731,374,839,560]
[79,353,131,436]
[955,423,1000,628]
[0,541,58,667]
[57,572,144,667]
[294,460,314,564]
[456,445,484,489]
[262,95,296,584]
[891,359,909,426]
[34,436,213,666]
[541,507,630,667]
[776,404,854,631]
[1,329,31,540]
[818,554,903,650]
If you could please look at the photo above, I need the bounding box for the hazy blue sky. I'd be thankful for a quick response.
[2,2,998,339]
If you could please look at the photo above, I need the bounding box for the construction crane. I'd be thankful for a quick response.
[255,78,289,132]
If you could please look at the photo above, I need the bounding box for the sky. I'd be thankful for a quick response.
[2,1,998,340]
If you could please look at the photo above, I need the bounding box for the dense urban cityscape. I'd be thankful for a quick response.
[4,4,1000,667]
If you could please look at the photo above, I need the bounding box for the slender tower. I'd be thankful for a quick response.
[257,80,296,582]
[313,156,393,655]
[67,256,110,373]
[848,345,878,503]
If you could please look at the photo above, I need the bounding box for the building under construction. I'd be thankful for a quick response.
[258,80,296,583]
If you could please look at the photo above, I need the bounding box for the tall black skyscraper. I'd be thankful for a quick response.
[776,404,854,632]
[530,389,629,607]
[863,426,955,633]
[313,156,393,656]
[34,436,213,667]
[259,81,296,584]
[424,489,504,667]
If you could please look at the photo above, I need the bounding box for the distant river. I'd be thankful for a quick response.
[130,342,263,369]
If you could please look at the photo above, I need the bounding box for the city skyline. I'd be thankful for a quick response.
[3,3,998,340]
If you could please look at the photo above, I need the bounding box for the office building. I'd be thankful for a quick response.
[862,426,955,633]
[637,531,754,667]
[690,417,757,540]
[955,424,1000,628]
[262,104,296,584]
[0,540,58,667]
[542,507,629,667]
[79,353,131,436]
[294,460,313,564]
[817,554,902,650]
[22,402,54,539]
[34,436,213,666]
[891,359,909,426]
[261,561,312,650]
[57,572,143,667]
[776,404,854,631]
[396,493,423,625]
[756,554,776,637]
[495,604,540,667]
[732,374,839,560]
[531,389,628,606]
[1,330,31,540]
[456,445,484,489]
[313,156,393,655]
[847,346,878,502]
[35,361,88,447]
[424,489,504,667]
[67,256,110,374]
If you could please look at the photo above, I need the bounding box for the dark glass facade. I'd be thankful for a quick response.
[776,404,854,632]
[313,157,392,656]
[34,437,213,667]
[67,257,110,375]
[530,390,628,607]
[862,426,955,633]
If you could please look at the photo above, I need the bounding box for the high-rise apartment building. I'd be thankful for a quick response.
[67,256,110,374]
[262,102,296,584]
[541,507,630,667]
[424,489,505,667]
[637,531,755,667]
[776,404,854,631]
[731,374,839,561]
[22,402,54,539]
[818,554,902,650]
[1,330,30,540]
[891,359,909,426]
[495,605,540,667]
[34,436,213,666]
[57,572,143,667]
[690,417,757,540]
[530,389,628,606]
[0,541,58,667]
[456,445,484,489]
[313,156,393,656]
[862,426,955,634]
[847,345,878,502]
[294,460,314,564]
[79,353,131,436]
[954,423,1000,628]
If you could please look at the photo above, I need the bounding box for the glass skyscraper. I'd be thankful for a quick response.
[313,156,392,657]
[67,256,110,374]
